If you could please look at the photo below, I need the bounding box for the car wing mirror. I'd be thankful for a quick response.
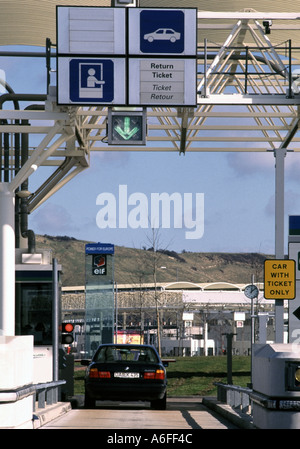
[81,359,91,366]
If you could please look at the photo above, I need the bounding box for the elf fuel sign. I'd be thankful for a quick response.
[264,259,296,300]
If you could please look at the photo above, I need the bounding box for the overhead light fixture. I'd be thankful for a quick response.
[262,20,272,35]
[16,190,32,198]
[291,69,300,94]
[111,0,139,6]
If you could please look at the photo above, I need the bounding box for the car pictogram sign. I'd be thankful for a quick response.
[140,9,184,54]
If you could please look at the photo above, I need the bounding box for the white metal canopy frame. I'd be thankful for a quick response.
[1,9,300,340]
[0,12,300,202]
[52,11,300,157]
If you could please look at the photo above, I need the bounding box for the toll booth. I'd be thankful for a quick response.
[252,343,300,429]
[15,248,61,383]
[85,243,114,358]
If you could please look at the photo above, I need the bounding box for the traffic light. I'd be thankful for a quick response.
[59,348,67,369]
[61,322,74,345]
[107,108,146,145]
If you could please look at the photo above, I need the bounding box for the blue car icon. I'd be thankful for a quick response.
[144,28,181,43]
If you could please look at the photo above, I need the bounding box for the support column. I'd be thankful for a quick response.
[0,183,15,336]
[274,147,286,343]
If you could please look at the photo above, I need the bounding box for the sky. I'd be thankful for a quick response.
[2,46,300,256]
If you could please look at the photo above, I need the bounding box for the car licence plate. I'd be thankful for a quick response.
[114,372,139,379]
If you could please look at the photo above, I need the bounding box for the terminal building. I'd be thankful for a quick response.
[61,281,280,357]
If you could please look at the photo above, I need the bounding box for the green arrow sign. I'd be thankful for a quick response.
[108,109,146,145]
[115,116,139,140]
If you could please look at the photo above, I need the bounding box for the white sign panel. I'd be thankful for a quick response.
[234,312,245,321]
[289,242,300,280]
[129,58,196,106]
[33,347,53,383]
[183,312,194,321]
[57,57,126,105]
[128,8,197,56]
[56,6,197,107]
[57,6,126,54]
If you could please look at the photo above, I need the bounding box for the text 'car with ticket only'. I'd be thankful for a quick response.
[81,344,168,409]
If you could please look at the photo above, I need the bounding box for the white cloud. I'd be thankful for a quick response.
[227,152,274,176]
[31,203,80,235]
[90,150,131,167]
[286,155,300,184]
[264,189,300,217]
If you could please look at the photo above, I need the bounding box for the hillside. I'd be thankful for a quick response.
[35,235,271,287]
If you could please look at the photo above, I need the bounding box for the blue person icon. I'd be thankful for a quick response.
[69,59,114,103]
[80,63,105,98]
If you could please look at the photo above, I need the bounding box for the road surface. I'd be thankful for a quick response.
[39,397,238,430]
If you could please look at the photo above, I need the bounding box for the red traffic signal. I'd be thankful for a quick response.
[61,322,74,344]
[62,323,74,333]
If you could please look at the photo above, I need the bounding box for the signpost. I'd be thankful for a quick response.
[57,7,126,55]
[288,217,300,342]
[128,8,197,56]
[128,59,196,106]
[56,6,197,108]
[128,7,197,107]
[108,109,146,145]
[288,242,300,280]
[264,259,296,300]
[85,243,115,356]
[57,6,127,105]
[57,57,126,105]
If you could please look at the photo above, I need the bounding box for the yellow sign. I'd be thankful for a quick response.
[264,259,296,299]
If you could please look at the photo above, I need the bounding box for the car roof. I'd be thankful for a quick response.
[97,343,156,350]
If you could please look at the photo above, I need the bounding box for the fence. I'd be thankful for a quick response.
[33,380,66,411]
[214,382,253,415]
[0,380,66,415]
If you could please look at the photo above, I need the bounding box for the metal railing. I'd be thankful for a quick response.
[0,380,66,413]
[33,380,66,411]
[214,382,253,415]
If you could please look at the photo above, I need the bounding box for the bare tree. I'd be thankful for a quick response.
[139,227,172,356]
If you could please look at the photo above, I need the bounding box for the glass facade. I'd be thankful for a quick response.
[85,243,114,358]
[15,271,53,345]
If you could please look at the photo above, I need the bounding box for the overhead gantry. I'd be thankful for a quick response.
[1,10,300,340]
[2,12,300,198]
[75,11,300,155]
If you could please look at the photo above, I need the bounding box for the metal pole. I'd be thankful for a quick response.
[204,38,207,97]
[245,46,248,94]
[115,282,118,343]
[0,183,15,335]
[274,147,286,343]
[250,274,256,388]
[226,334,233,385]
[251,275,255,346]
[288,39,292,99]
[52,258,59,382]
[46,38,52,94]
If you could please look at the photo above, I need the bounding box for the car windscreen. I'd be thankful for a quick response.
[93,346,159,363]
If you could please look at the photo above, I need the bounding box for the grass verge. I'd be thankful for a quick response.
[74,355,251,397]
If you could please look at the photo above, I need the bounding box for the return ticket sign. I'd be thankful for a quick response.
[264,259,296,300]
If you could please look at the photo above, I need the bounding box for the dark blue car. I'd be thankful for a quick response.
[81,344,168,409]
